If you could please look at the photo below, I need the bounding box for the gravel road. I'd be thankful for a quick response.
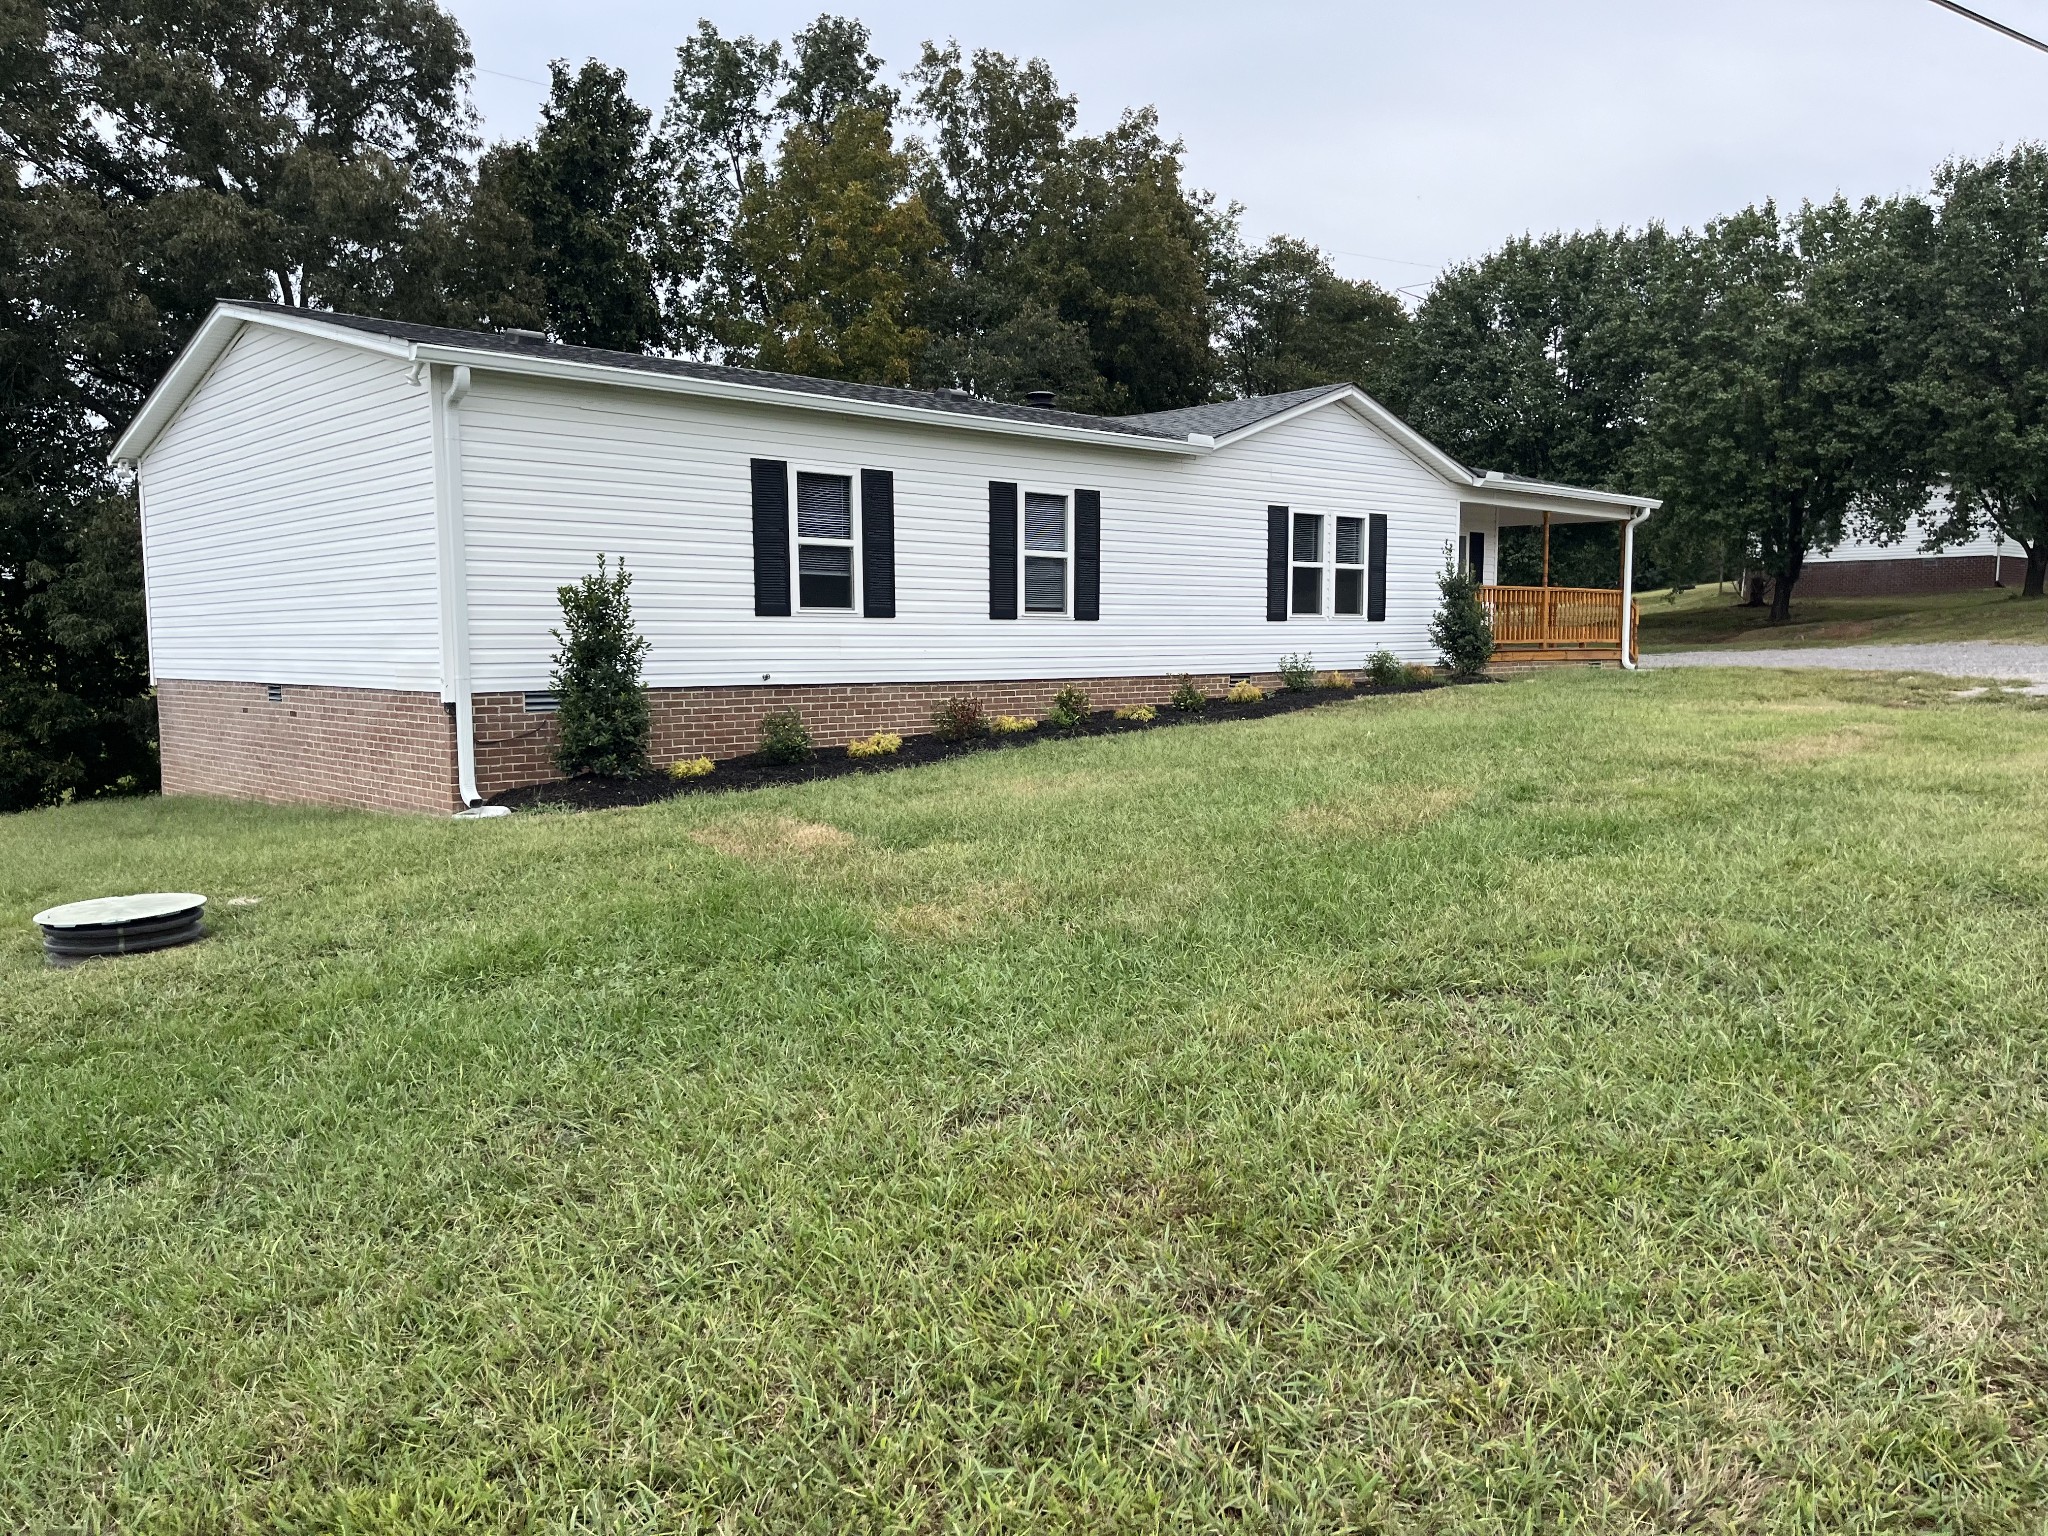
[1641,642,2048,690]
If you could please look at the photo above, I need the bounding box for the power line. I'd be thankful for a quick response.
[1926,0,2048,55]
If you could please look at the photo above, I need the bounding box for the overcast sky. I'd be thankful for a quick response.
[443,0,2048,297]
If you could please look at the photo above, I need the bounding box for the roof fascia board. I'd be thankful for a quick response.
[1465,484,1661,518]
[403,341,1209,455]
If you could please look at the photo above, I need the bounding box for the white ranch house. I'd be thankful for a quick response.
[113,302,1659,813]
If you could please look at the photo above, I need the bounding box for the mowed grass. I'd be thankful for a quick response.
[4,669,2048,1532]
[1638,584,2048,651]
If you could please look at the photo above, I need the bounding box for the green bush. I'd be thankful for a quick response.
[758,709,812,764]
[551,554,651,777]
[1277,652,1317,692]
[932,697,987,742]
[1046,685,1091,730]
[1365,650,1406,687]
[1169,676,1207,713]
[1430,558,1495,679]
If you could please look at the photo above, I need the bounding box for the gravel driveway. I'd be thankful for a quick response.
[1642,641,2048,690]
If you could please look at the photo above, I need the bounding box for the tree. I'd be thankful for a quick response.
[1915,145,2048,597]
[496,59,666,351]
[729,107,940,383]
[1647,200,1922,623]
[1217,236,1407,399]
[1430,558,1495,678]
[551,555,650,777]
[1390,229,1677,492]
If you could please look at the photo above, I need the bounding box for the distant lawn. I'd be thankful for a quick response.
[5,670,2048,1530]
[1639,582,2048,650]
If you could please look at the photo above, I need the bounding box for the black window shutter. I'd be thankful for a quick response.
[1266,506,1289,621]
[861,468,895,617]
[751,458,790,617]
[989,481,1019,620]
[1367,513,1389,621]
[1074,488,1101,621]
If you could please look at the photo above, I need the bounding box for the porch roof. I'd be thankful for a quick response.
[1461,471,1659,526]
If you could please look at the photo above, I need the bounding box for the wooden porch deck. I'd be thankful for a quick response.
[1479,585,1638,666]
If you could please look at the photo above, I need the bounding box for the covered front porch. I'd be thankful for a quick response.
[1458,474,1660,667]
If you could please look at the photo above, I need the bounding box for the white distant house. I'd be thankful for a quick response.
[111,302,1658,813]
[1803,498,2024,597]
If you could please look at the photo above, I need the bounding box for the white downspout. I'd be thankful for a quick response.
[1619,508,1648,671]
[431,364,481,806]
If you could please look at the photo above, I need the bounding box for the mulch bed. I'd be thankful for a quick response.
[487,680,1453,813]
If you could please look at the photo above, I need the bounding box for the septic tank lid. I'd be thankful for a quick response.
[32,893,208,967]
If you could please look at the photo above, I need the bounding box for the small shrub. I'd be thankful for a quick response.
[758,709,812,764]
[551,553,651,776]
[1226,680,1265,704]
[1046,685,1091,730]
[666,755,714,780]
[1317,670,1354,690]
[1365,649,1406,687]
[1169,676,1207,712]
[1431,557,1495,678]
[1277,652,1317,692]
[990,714,1037,734]
[1114,704,1156,722]
[932,696,987,742]
[847,731,902,759]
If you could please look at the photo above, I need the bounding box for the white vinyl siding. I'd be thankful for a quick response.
[453,374,1462,690]
[136,325,440,688]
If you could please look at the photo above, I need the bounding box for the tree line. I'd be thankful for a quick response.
[4,0,2046,810]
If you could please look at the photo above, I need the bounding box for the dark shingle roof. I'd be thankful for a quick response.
[226,303,1206,441]
[1123,384,1353,440]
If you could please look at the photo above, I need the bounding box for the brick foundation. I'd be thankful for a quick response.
[1797,554,2015,598]
[162,671,1299,812]
[158,678,459,815]
[471,671,1282,798]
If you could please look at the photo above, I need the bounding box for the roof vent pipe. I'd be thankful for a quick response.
[1025,390,1056,409]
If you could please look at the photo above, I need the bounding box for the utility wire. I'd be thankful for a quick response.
[1926,0,2048,55]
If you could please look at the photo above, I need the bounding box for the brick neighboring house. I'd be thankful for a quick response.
[113,302,1658,814]
[1796,506,2027,598]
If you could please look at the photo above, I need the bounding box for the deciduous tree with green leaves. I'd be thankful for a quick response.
[1915,145,2048,597]
[1647,199,1923,623]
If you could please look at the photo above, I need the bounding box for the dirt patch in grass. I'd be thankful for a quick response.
[883,879,1038,941]
[1281,786,1471,839]
[487,682,1455,813]
[691,815,857,862]
[1760,724,1894,765]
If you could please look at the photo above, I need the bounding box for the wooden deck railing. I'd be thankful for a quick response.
[1478,585,1638,663]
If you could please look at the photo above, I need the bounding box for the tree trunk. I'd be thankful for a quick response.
[1741,571,1766,607]
[2026,543,2046,599]
[1768,571,1796,624]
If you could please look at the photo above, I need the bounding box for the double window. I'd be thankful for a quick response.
[795,470,856,609]
[1024,491,1069,614]
[1282,509,1372,618]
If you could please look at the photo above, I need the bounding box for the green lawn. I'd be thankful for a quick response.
[1638,583,2048,651]
[5,669,2048,1531]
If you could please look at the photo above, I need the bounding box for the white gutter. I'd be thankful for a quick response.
[429,362,482,807]
[1619,506,1653,670]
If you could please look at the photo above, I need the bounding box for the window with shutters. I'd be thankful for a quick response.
[794,470,856,610]
[1291,512,1324,616]
[1023,491,1069,614]
[1334,516,1366,616]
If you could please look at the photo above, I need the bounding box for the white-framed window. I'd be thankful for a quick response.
[1024,489,1069,615]
[1334,516,1365,616]
[1291,511,1324,616]
[794,468,857,611]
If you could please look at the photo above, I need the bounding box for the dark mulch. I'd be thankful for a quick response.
[487,680,1452,813]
